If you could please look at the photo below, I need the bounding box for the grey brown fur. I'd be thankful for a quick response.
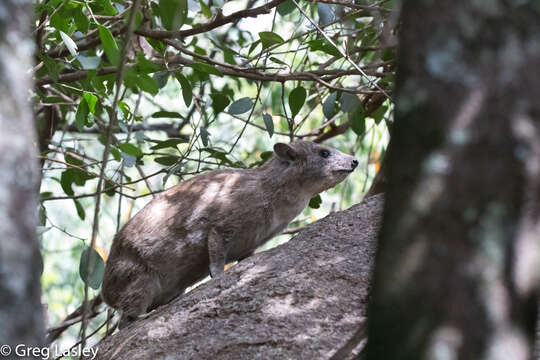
[102,141,358,326]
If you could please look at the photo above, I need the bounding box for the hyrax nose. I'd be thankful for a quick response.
[351,159,359,168]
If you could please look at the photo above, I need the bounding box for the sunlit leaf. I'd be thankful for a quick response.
[83,93,98,114]
[119,143,143,158]
[59,31,78,57]
[98,25,120,66]
[199,0,212,17]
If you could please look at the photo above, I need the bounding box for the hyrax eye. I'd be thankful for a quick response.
[319,149,330,158]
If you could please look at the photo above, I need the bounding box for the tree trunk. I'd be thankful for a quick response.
[0,0,45,351]
[365,1,540,359]
[94,195,383,360]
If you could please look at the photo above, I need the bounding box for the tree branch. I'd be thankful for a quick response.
[91,195,384,360]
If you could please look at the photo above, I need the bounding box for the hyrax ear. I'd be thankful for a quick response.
[274,143,297,161]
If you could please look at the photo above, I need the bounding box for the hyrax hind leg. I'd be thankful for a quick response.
[116,270,161,328]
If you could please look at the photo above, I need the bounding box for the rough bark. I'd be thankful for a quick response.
[0,0,45,351]
[365,1,540,360]
[94,194,383,360]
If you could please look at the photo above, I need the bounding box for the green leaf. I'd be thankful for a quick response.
[371,104,388,124]
[42,55,59,82]
[262,113,274,138]
[110,147,121,161]
[309,194,322,209]
[339,92,360,113]
[201,148,235,166]
[260,151,273,163]
[50,12,70,33]
[200,127,210,146]
[149,138,188,150]
[154,156,180,166]
[151,111,183,119]
[95,0,118,15]
[135,52,162,73]
[153,71,169,88]
[146,37,165,54]
[119,143,143,158]
[73,199,85,220]
[98,25,120,66]
[60,170,75,196]
[210,93,230,114]
[350,105,366,135]
[277,0,296,16]
[104,180,116,196]
[42,96,64,103]
[307,39,341,57]
[188,62,223,76]
[259,31,285,49]
[83,93,98,114]
[159,0,188,30]
[118,101,131,121]
[40,192,53,199]
[228,97,253,115]
[323,92,339,119]
[135,74,159,95]
[288,86,306,118]
[269,57,288,66]
[75,100,90,132]
[59,31,78,57]
[248,40,261,55]
[199,0,212,17]
[65,154,84,166]
[79,246,105,290]
[174,73,193,106]
[60,168,95,195]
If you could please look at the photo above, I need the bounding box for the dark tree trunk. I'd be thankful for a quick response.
[366,1,540,359]
[0,0,45,351]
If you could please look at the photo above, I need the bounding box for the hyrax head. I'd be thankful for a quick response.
[273,140,358,195]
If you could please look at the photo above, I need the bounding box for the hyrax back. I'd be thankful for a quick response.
[102,141,358,326]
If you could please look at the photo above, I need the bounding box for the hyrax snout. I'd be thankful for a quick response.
[101,140,358,327]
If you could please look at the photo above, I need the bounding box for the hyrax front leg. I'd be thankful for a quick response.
[208,228,226,278]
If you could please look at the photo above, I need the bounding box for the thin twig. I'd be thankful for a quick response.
[81,0,142,349]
